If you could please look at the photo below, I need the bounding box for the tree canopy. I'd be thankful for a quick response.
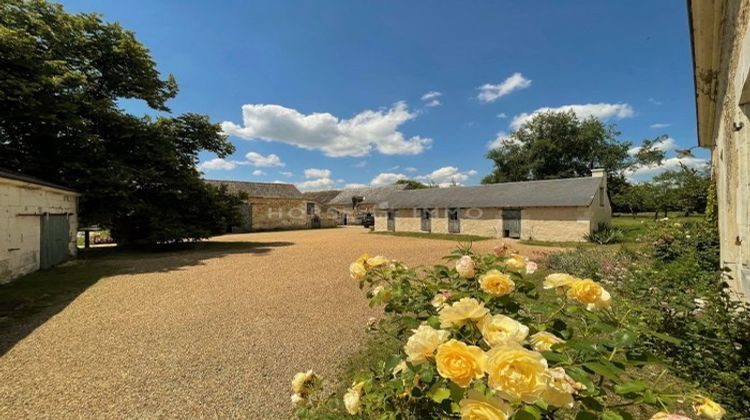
[482,110,666,186]
[0,0,242,244]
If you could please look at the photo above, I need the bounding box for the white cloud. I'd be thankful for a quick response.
[297,177,335,190]
[222,101,431,157]
[421,91,443,108]
[421,91,442,101]
[416,166,477,186]
[252,169,266,176]
[648,98,663,105]
[245,152,284,167]
[404,167,417,172]
[486,131,521,149]
[496,113,507,119]
[510,103,634,131]
[198,158,238,171]
[627,137,677,156]
[477,73,531,103]
[650,123,670,129]
[353,160,367,168]
[344,183,369,189]
[626,156,709,180]
[304,168,332,179]
[370,172,407,186]
[280,171,293,177]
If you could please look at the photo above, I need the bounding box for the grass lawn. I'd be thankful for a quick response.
[369,231,491,242]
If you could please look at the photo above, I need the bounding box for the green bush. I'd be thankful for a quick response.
[293,248,716,419]
[584,223,625,245]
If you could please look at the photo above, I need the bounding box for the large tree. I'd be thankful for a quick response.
[482,111,666,193]
[0,0,242,244]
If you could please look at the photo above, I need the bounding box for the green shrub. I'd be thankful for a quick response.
[584,223,625,245]
[293,248,714,419]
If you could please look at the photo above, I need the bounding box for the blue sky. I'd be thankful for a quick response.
[60,0,706,189]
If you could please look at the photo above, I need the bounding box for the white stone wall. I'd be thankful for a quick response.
[0,178,78,283]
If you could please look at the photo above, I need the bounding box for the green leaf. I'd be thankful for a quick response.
[583,362,621,382]
[575,411,599,420]
[427,385,451,403]
[614,381,646,395]
[580,396,604,411]
[646,331,683,345]
[602,410,625,420]
[513,405,541,420]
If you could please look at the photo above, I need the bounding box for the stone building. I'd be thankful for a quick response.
[0,170,79,284]
[689,0,750,298]
[205,180,336,232]
[374,170,610,242]
[323,185,408,225]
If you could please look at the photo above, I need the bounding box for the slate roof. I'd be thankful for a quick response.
[378,177,603,209]
[0,169,78,193]
[328,184,408,206]
[302,190,342,204]
[205,180,303,198]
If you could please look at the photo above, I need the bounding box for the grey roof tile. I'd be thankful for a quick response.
[205,180,303,198]
[328,184,408,205]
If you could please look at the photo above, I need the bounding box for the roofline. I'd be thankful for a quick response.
[687,0,702,147]
[0,170,79,194]
[204,179,298,187]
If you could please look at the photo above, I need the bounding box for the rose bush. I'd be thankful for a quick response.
[293,245,722,419]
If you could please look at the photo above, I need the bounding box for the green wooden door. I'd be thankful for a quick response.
[40,215,71,269]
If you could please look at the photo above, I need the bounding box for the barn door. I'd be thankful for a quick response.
[387,210,395,231]
[502,209,521,239]
[420,209,431,232]
[40,214,70,269]
[448,208,460,233]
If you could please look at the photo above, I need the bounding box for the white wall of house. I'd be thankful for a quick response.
[0,177,78,283]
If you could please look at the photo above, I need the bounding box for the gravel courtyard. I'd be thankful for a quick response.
[0,228,552,419]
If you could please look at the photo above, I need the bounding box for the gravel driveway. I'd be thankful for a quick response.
[0,228,553,419]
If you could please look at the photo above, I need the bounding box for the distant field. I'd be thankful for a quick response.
[612,212,703,243]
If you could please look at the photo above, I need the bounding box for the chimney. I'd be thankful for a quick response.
[590,168,606,178]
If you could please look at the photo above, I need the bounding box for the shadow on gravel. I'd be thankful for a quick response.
[0,240,293,357]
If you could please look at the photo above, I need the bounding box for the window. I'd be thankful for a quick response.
[448,208,459,221]
[306,202,316,216]
[448,208,460,233]
[387,210,395,221]
[599,187,604,207]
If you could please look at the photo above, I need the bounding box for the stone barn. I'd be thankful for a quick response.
[374,170,611,242]
[689,0,750,298]
[205,180,336,232]
[323,185,408,225]
[0,170,79,284]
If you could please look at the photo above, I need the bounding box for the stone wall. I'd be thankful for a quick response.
[247,197,337,231]
[375,206,592,242]
[0,178,78,283]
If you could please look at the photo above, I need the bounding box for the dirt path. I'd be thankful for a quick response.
[0,228,556,419]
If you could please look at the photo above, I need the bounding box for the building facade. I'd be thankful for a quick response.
[374,171,610,242]
[0,171,79,284]
[313,185,408,225]
[205,180,336,232]
[689,0,750,298]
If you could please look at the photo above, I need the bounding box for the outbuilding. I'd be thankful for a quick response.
[0,170,79,284]
[324,185,408,225]
[374,170,610,242]
[205,180,337,232]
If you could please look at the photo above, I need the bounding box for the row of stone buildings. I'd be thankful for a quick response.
[207,169,611,243]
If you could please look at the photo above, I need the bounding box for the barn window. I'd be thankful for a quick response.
[420,209,432,232]
[306,202,316,215]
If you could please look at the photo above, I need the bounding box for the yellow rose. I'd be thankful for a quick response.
[525,261,538,274]
[439,297,489,328]
[542,367,581,408]
[567,279,612,310]
[543,273,576,290]
[693,397,726,419]
[356,253,370,265]
[486,344,548,403]
[456,255,476,278]
[404,324,451,364]
[291,393,307,407]
[431,293,448,309]
[478,314,528,347]
[529,331,565,352]
[504,255,527,272]
[343,381,365,415]
[479,270,515,296]
[459,390,513,420]
[366,255,389,267]
[291,370,318,394]
[349,262,367,281]
[435,339,487,388]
